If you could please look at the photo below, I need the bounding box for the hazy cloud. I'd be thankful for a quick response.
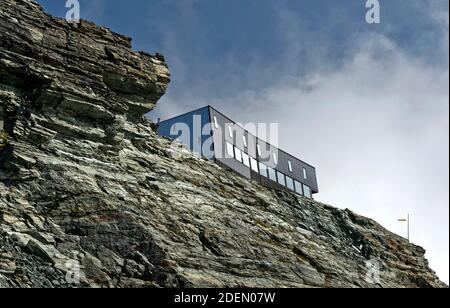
[152,4,449,283]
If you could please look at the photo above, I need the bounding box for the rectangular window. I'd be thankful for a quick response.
[303,168,308,180]
[268,167,277,182]
[243,135,248,148]
[242,152,250,168]
[294,181,303,195]
[277,171,286,186]
[213,116,219,129]
[273,153,278,165]
[228,126,233,139]
[234,147,242,163]
[257,144,262,156]
[250,157,259,172]
[288,160,293,173]
[286,176,295,191]
[226,142,234,157]
[259,162,268,177]
[303,185,311,198]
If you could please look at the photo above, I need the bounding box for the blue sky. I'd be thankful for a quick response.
[37,0,449,284]
[39,0,447,99]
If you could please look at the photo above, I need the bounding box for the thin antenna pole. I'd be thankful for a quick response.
[407,213,410,242]
[398,215,410,242]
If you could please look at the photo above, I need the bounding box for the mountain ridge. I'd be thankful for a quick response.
[0,0,446,288]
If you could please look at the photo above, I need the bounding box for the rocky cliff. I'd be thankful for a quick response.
[0,0,446,288]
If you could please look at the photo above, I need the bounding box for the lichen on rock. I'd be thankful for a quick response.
[0,0,446,288]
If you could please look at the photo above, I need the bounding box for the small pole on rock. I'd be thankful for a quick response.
[398,214,410,242]
[407,213,410,242]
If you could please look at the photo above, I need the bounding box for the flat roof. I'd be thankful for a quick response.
[158,105,210,124]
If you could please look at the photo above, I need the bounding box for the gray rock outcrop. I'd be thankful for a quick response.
[0,0,446,288]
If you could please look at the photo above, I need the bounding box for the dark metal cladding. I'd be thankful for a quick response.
[157,106,319,198]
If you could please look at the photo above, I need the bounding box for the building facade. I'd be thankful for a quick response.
[157,106,319,199]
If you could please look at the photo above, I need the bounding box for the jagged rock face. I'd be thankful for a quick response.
[0,0,446,288]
